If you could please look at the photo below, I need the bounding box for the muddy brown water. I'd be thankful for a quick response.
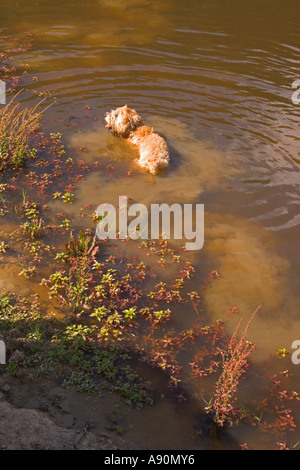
[1,0,300,449]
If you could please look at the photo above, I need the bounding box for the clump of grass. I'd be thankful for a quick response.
[205,306,260,429]
[42,231,98,317]
[0,92,48,170]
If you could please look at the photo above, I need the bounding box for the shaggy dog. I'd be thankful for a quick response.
[104,105,169,175]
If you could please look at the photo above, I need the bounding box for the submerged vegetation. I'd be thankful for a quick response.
[0,32,299,450]
[205,308,258,428]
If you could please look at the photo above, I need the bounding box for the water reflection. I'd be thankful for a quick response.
[203,213,300,358]
[10,0,171,48]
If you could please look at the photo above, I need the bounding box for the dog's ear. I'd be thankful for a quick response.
[115,108,133,137]
[129,109,143,131]
[116,107,142,137]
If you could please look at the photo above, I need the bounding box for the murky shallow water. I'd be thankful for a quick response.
[1,0,300,449]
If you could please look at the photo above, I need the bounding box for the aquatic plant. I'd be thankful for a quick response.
[205,306,260,428]
[0,31,33,93]
[42,231,98,317]
[0,289,152,407]
[259,369,300,433]
[0,92,49,170]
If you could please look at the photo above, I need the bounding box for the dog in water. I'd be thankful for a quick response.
[104,105,169,175]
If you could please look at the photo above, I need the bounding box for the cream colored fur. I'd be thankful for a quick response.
[105,105,169,175]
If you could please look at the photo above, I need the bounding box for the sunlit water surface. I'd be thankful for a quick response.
[1,0,300,449]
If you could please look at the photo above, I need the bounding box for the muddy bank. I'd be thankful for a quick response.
[0,372,134,450]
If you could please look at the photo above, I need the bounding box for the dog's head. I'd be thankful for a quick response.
[104,105,143,137]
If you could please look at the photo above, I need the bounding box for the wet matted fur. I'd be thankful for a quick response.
[105,105,170,175]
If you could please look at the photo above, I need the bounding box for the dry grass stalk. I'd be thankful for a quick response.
[0,91,50,169]
[206,306,261,427]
